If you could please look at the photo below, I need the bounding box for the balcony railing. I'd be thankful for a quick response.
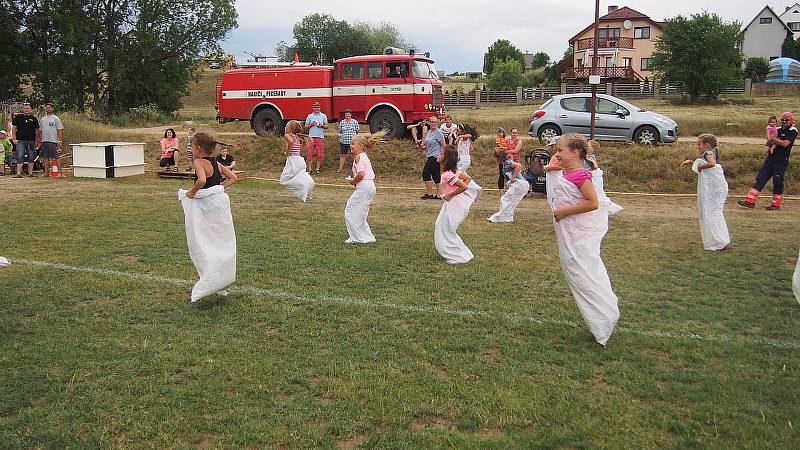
[575,37,635,50]
[565,66,639,80]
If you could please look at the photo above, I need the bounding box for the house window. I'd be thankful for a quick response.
[789,22,800,31]
[606,57,614,67]
[622,57,632,67]
[641,58,652,71]
[598,28,621,38]
[577,58,584,67]
[760,17,773,24]
[634,27,650,39]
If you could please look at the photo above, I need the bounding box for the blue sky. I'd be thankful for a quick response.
[222,0,767,73]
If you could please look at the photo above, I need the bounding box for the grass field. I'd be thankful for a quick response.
[1,175,799,448]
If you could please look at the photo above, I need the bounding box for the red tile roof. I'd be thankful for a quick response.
[569,6,664,44]
[601,6,649,21]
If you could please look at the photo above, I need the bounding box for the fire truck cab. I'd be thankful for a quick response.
[216,52,444,139]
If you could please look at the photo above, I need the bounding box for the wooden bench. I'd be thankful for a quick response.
[157,169,244,180]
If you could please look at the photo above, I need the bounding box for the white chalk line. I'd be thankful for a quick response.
[9,258,800,351]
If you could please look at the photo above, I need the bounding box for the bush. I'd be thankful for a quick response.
[744,57,769,81]
[487,59,527,91]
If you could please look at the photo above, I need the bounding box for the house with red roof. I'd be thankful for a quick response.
[565,5,664,82]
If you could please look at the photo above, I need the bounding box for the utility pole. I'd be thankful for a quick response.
[590,0,600,140]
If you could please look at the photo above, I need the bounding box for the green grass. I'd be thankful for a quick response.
[0,176,798,448]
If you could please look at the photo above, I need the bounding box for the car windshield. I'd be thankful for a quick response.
[412,61,439,80]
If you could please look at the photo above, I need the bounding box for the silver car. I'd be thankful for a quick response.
[528,93,678,145]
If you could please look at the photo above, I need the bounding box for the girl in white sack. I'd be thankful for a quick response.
[680,133,731,251]
[280,120,315,202]
[435,146,481,264]
[180,132,239,302]
[546,134,619,346]
[344,134,379,244]
[488,147,529,223]
[455,123,479,173]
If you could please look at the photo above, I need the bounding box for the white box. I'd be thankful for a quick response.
[71,142,146,179]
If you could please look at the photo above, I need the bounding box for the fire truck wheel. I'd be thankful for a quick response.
[368,109,403,140]
[252,108,284,137]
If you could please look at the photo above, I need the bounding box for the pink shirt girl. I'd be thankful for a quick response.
[353,153,375,183]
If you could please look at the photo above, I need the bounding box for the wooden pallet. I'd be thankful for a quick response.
[157,169,244,180]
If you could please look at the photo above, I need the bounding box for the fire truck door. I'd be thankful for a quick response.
[333,62,367,120]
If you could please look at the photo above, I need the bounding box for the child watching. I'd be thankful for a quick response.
[0,130,11,175]
[765,115,778,156]
[440,115,458,146]
[495,128,507,190]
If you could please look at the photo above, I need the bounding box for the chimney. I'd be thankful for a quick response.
[608,5,619,13]
[787,6,792,12]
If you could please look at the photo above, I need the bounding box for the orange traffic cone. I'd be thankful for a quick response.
[49,159,60,177]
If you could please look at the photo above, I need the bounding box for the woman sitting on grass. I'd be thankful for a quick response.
[159,128,180,171]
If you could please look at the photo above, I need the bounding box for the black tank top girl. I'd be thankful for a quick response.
[193,157,222,189]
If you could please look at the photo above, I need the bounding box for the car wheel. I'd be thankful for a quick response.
[538,125,561,144]
[368,109,403,139]
[252,108,284,137]
[633,125,659,146]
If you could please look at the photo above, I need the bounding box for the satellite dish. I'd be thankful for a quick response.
[623,20,633,30]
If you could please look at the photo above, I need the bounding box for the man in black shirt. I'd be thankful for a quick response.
[11,103,40,177]
[738,111,797,210]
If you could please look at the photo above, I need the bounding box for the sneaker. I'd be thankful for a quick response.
[736,199,755,209]
[432,195,443,200]
[12,174,22,178]
[766,204,781,211]
[315,169,320,175]
[420,194,432,199]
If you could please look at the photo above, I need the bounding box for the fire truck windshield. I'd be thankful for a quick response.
[412,61,439,80]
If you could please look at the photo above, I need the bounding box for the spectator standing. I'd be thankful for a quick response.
[420,115,445,199]
[337,109,359,173]
[186,126,196,170]
[738,111,798,210]
[304,101,329,174]
[11,103,39,178]
[39,102,65,177]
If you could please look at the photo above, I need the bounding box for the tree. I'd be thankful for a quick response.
[0,1,28,99]
[278,15,410,63]
[531,52,550,70]
[744,57,769,81]
[488,59,527,91]
[14,0,238,114]
[651,13,742,100]
[781,32,800,60]
[483,39,524,75]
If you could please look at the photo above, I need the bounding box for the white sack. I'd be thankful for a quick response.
[592,169,623,216]
[279,155,315,202]
[696,162,730,251]
[488,178,530,223]
[344,180,376,244]
[435,191,475,264]
[547,171,619,346]
[0,256,9,268]
[793,249,799,304]
[178,185,236,302]
[464,179,483,202]
[457,155,471,173]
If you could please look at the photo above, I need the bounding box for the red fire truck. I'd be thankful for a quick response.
[215,52,444,139]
